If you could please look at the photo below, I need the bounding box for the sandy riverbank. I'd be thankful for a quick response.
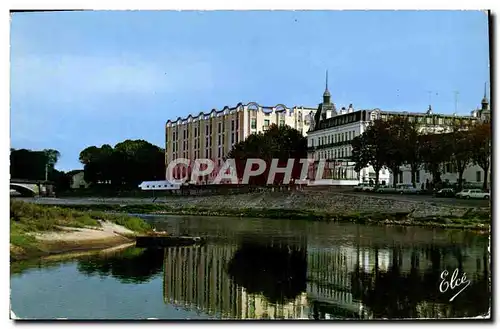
[10,200,152,261]
[10,220,139,261]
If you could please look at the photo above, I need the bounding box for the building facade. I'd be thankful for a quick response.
[165,102,316,184]
[307,75,491,187]
[394,92,490,188]
[306,75,391,185]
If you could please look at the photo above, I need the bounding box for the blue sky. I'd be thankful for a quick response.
[10,10,490,171]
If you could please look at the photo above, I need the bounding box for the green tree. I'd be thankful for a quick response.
[10,148,54,180]
[386,117,409,187]
[448,121,473,191]
[79,140,165,188]
[350,119,391,188]
[419,133,451,185]
[469,122,491,190]
[228,124,307,185]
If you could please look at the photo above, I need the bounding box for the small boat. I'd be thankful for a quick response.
[135,235,205,248]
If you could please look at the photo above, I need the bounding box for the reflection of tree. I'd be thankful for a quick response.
[350,245,490,319]
[226,240,307,304]
[77,248,164,284]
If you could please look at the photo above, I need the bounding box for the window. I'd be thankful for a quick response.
[416,171,420,183]
[205,125,209,136]
[399,172,403,183]
[231,120,235,131]
[231,134,235,144]
[218,123,222,134]
[264,119,270,127]
[279,119,285,126]
[476,171,481,182]
[251,118,257,129]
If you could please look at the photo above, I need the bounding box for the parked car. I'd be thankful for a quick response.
[363,185,376,192]
[456,189,490,199]
[376,185,397,194]
[353,183,368,192]
[396,184,422,194]
[434,188,456,198]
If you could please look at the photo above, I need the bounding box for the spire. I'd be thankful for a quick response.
[479,82,489,113]
[323,70,331,103]
[325,70,329,92]
[482,82,489,104]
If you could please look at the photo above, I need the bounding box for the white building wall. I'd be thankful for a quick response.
[306,115,389,184]
[394,163,491,188]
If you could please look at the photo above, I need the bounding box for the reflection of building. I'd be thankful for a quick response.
[163,245,242,318]
[241,291,308,320]
[163,245,309,319]
[162,240,489,320]
[307,247,367,319]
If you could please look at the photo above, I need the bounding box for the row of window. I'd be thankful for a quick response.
[315,147,352,160]
[171,119,240,140]
[249,118,286,130]
[379,113,474,126]
[311,130,358,147]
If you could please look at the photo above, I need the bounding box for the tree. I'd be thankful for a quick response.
[399,119,422,188]
[10,148,54,180]
[78,140,165,188]
[228,124,307,185]
[351,119,391,188]
[448,121,473,191]
[469,122,491,190]
[419,133,451,186]
[386,117,410,187]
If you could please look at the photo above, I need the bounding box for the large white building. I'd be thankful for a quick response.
[306,74,491,187]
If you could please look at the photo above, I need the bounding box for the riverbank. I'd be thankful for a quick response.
[43,190,491,231]
[10,200,152,261]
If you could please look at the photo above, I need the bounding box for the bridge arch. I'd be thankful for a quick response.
[10,183,36,197]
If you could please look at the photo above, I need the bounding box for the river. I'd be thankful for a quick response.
[10,215,490,320]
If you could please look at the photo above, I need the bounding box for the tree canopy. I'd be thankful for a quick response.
[228,124,308,185]
[350,116,491,190]
[79,139,165,187]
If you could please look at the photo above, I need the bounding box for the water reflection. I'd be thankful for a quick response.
[350,245,490,319]
[161,240,489,319]
[62,224,490,319]
[77,248,164,284]
[163,241,309,319]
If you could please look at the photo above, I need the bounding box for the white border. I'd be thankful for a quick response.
[2,1,497,328]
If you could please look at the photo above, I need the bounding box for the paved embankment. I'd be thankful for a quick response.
[18,189,490,220]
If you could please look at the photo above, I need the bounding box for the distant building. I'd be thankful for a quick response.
[165,102,316,184]
[138,180,180,190]
[307,72,490,187]
[68,170,90,189]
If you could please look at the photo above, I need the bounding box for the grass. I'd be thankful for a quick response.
[10,200,152,261]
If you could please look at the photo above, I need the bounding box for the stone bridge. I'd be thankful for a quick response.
[10,179,54,197]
